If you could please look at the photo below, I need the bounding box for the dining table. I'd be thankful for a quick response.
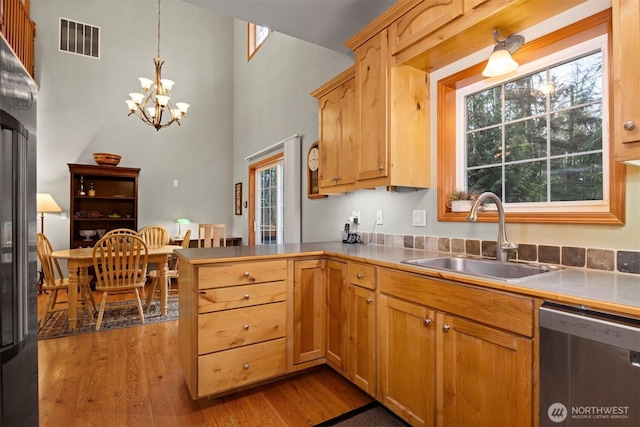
[49,244,181,329]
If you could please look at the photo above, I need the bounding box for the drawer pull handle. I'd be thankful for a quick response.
[243,272,250,277]
[366,298,373,304]
[243,294,250,300]
[423,318,432,327]
[243,324,249,330]
[356,273,364,279]
[243,363,249,370]
[442,324,451,332]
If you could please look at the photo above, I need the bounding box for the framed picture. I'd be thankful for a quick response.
[235,182,242,215]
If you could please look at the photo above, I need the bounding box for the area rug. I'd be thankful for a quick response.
[38,296,178,340]
[314,402,410,427]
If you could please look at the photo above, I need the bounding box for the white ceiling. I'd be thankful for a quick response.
[183,0,396,54]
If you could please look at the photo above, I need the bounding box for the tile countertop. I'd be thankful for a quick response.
[176,242,640,318]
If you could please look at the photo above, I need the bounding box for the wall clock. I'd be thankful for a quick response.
[307,141,326,199]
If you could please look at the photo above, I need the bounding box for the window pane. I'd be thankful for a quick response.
[505,161,547,203]
[550,104,602,155]
[504,117,547,162]
[550,51,602,110]
[550,153,602,201]
[467,166,502,197]
[504,71,547,121]
[467,127,502,167]
[466,88,502,130]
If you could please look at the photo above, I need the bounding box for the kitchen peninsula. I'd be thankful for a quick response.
[175,242,640,427]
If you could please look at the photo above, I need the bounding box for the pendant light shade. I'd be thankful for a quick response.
[482,30,524,78]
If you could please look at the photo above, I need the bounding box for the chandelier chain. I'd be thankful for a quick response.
[157,0,161,59]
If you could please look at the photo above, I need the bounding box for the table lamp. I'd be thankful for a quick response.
[37,193,62,234]
[176,218,191,238]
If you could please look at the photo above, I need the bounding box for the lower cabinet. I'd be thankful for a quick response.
[292,259,327,365]
[326,260,348,373]
[347,283,377,396]
[378,268,534,427]
[379,295,435,427]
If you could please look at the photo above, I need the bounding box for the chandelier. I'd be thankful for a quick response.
[125,0,189,130]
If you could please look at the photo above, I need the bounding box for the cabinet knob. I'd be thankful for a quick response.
[243,363,249,370]
[243,271,250,277]
[243,294,250,300]
[366,298,373,304]
[243,324,249,331]
[356,273,364,279]
[378,166,385,170]
[624,120,636,131]
[423,318,432,327]
[332,177,339,181]
[442,324,451,332]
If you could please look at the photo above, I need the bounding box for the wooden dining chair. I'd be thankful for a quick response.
[198,223,226,248]
[104,228,139,237]
[139,225,170,246]
[92,234,148,330]
[36,233,96,326]
[146,229,190,313]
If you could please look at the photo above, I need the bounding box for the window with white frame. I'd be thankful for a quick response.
[456,35,608,213]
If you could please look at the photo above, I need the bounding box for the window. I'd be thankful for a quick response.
[437,10,625,224]
[255,159,283,245]
[247,22,270,60]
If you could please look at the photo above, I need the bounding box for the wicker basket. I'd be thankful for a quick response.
[93,153,121,166]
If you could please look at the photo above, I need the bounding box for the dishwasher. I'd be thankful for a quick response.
[539,302,640,426]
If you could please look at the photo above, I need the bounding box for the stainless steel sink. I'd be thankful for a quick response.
[402,256,560,280]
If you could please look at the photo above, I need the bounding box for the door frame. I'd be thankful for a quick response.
[247,152,283,246]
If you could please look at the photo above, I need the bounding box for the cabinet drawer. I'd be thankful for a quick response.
[198,302,286,354]
[198,281,286,314]
[198,260,287,289]
[198,338,287,397]
[348,262,376,289]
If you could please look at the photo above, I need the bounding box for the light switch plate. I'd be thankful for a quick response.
[412,210,426,227]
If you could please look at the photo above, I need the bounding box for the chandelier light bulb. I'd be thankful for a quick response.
[160,79,174,93]
[139,78,154,91]
[129,92,144,105]
[125,100,137,112]
[176,102,190,114]
[156,95,170,107]
[147,107,156,118]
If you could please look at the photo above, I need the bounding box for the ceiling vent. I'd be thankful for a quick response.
[59,17,100,59]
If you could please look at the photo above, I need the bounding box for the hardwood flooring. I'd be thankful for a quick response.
[37,291,373,426]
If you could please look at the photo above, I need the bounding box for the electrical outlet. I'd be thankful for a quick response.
[412,210,426,227]
[376,210,383,225]
[352,211,360,223]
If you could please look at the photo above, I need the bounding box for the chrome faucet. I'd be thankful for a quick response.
[466,192,518,262]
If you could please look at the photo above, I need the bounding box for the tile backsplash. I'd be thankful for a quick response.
[360,232,640,275]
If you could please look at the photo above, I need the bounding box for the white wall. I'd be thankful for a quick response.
[32,0,234,251]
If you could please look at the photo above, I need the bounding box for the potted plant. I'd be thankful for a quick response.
[447,189,482,212]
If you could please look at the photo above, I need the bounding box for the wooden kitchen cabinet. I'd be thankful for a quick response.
[346,261,377,397]
[379,295,435,427]
[439,313,532,427]
[68,163,139,248]
[378,268,534,426]
[292,259,326,365]
[310,67,357,193]
[612,0,640,163]
[178,259,288,399]
[326,260,347,373]
[353,30,430,190]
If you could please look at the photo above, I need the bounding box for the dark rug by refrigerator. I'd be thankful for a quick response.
[314,402,410,427]
[38,296,178,340]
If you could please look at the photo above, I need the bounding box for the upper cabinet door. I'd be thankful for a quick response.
[356,29,389,182]
[613,0,640,162]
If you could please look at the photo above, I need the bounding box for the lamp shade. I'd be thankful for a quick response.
[176,218,191,225]
[482,49,519,77]
[37,193,62,214]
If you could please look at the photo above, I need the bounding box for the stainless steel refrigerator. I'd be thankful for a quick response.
[0,35,39,426]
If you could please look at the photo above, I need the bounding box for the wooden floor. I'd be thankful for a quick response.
[37,290,373,427]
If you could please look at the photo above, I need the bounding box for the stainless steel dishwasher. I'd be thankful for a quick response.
[539,302,640,426]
